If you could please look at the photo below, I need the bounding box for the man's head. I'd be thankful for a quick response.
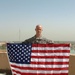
[35,24,43,37]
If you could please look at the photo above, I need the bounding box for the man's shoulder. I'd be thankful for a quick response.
[41,36,50,41]
[22,36,35,43]
[41,37,53,43]
[27,36,35,40]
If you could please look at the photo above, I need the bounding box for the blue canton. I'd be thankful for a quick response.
[7,43,32,64]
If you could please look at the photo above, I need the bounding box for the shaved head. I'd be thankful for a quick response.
[35,25,43,30]
[35,24,43,37]
[36,25,42,28]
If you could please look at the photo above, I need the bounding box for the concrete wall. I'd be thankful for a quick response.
[0,52,10,70]
[69,54,75,75]
[0,52,75,75]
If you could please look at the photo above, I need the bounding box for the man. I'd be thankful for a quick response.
[22,25,53,44]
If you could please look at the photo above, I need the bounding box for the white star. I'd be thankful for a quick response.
[27,47,28,49]
[20,48,21,50]
[19,52,21,54]
[11,48,13,50]
[24,49,26,51]
[17,58,18,59]
[15,55,16,57]
[29,46,31,47]
[28,53,30,55]
[11,45,13,46]
[29,49,31,51]
[19,60,20,62]
[28,56,30,58]
[21,58,23,60]
[15,60,16,61]
[13,46,15,48]
[21,54,23,56]
[24,52,26,54]
[13,50,15,52]
[22,50,24,52]
[17,50,19,52]
[23,56,25,58]
[16,45,18,46]
[26,51,28,53]
[22,47,24,49]
[23,60,25,62]
[24,45,26,47]
[28,60,30,62]
[20,45,22,47]
[19,56,21,58]
[17,54,19,56]
[26,54,28,56]
[18,46,20,48]
[25,58,27,60]
[15,52,17,54]
[15,48,17,50]
[13,53,14,56]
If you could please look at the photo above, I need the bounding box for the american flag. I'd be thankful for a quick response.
[7,43,70,75]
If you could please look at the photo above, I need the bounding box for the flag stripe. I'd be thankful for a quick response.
[32,50,70,53]
[31,53,69,56]
[31,56,69,59]
[31,58,69,62]
[10,61,69,65]
[10,62,69,68]
[32,47,70,50]
[11,67,68,74]
[12,69,68,75]
[11,64,69,70]
[12,72,20,75]
[32,44,70,47]
[31,62,69,65]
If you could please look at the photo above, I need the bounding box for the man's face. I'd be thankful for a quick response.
[35,26,43,35]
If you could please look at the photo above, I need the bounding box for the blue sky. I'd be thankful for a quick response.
[0,0,75,41]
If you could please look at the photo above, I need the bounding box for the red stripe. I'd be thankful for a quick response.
[32,44,70,47]
[12,70,68,75]
[32,50,70,53]
[12,69,21,75]
[31,56,69,59]
[31,61,69,65]
[21,73,68,75]
[11,64,69,70]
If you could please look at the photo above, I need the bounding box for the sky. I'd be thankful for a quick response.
[0,0,75,41]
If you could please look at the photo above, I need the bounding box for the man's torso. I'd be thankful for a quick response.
[23,36,53,44]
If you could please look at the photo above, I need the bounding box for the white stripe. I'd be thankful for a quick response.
[32,47,70,50]
[12,72,21,75]
[31,58,69,62]
[31,53,70,56]
[11,66,68,74]
[10,62,69,68]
